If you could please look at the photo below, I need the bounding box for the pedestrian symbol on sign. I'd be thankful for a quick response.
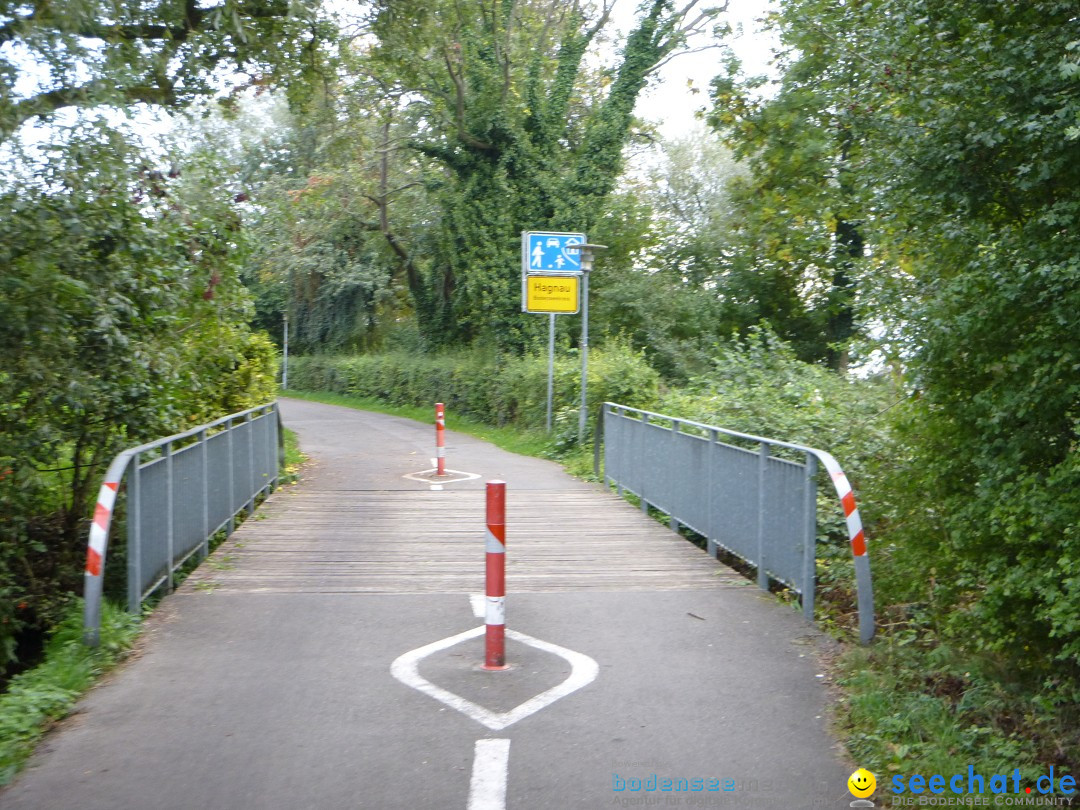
[522,232,586,274]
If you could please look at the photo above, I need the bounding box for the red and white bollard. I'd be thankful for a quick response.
[484,480,508,670]
[435,402,446,476]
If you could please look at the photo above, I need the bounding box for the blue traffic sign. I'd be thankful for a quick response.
[522,231,586,274]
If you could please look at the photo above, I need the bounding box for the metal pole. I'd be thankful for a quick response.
[802,453,818,622]
[546,314,555,434]
[165,441,174,594]
[706,429,718,558]
[200,429,209,560]
[484,481,508,670]
[245,411,256,515]
[226,417,235,535]
[282,313,289,390]
[756,442,770,591]
[565,243,605,445]
[578,268,589,445]
[83,476,121,646]
[640,413,649,513]
[127,456,141,613]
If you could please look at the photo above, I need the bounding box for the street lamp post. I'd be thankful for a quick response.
[565,243,607,445]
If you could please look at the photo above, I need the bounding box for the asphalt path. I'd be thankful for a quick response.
[0,398,856,809]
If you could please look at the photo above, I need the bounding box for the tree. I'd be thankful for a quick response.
[641,125,745,288]
[709,0,879,369]
[365,0,725,351]
[854,0,1080,674]
[230,72,439,353]
[0,121,277,672]
[0,0,329,140]
[717,0,1080,679]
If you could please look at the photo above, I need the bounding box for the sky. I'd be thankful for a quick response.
[1,0,779,165]
[617,0,780,138]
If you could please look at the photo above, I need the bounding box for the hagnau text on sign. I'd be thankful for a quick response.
[524,274,580,314]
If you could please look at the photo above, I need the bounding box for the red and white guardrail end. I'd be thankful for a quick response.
[85,480,120,578]
[823,459,875,643]
[829,468,867,558]
[484,480,508,670]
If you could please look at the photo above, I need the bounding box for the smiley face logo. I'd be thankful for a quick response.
[848,768,876,798]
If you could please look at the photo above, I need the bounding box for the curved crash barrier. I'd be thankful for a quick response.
[83,402,282,645]
[597,402,874,644]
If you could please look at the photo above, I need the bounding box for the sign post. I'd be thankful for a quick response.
[547,314,555,433]
[522,231,586,433]
[282,312,289,390]
[564,243,607,445]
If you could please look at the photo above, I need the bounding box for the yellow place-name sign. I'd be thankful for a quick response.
[525,274,580,314]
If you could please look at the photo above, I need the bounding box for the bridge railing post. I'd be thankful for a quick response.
[802,453,818,622]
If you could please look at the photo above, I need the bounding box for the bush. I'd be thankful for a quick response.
[0,125,279,678]
[653,329,898,626]
[287,343,661,434]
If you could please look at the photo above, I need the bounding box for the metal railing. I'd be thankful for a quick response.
[83,402,282,645]
[597,402,874,643]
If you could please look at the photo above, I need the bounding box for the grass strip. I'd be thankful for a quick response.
[0,600,140,786]
[832,636,1071,800]
[281,426,305,484]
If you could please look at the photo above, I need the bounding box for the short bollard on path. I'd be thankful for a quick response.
[484,480,508,670]
[435,402,446,476]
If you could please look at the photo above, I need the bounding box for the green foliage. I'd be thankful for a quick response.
[280,428,306,486]
[286,343,660,434]
[658,330,894,469]
[868,1,1080,680]
[240,110,419,354]
[708,3,869,369]
[587,133,759,382]
[0,600,140,785]
[0,122,278,675]
[709,0,1080,688]
[625,126,847,367]
[361,0,724,351]
[0,0,330,140]
[833,637,1072,800]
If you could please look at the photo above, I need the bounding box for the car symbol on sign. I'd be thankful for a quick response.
[546,237,560,248]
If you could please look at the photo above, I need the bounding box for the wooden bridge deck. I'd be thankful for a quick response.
[186,489,743,595]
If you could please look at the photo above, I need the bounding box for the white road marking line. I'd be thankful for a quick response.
[467,739,510,810]
[390,626,599,731]
[470,593,486,618]
[431,484,444,491]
